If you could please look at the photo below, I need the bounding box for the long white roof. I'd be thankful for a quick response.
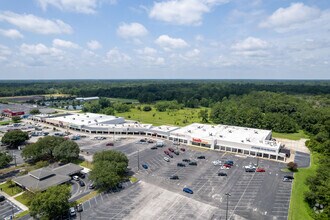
[52,113,124,126]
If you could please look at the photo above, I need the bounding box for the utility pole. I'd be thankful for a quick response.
[225,193,231,220]
[256,150,260,167]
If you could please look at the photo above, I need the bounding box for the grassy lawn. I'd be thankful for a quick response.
[76,190,98,204]
[15,210,30,219]
[15,192,31,206]
[273,130,309,140]
[0,181,23,196]
[109,97,139,104]
[72,158,93,170]
[288,153,319,220]
[117,107,210,126]
[0,121,10,125]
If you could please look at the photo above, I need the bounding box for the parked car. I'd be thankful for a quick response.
[223,164,232,168]
[283,176,294,182]
[197,155,206,159]
[180,148,186,152]
[170,175,179,180]
[148,139,154,143]
[73,175,79,181]
[189,161,197,166]
[164,157,170,162]
[140,139,147,142]
[224,160,234,165]
[174,150,179,155]
[151,146,158,150]
[76,203,83,212]
[79,180,85,187]
[213,160,222,165]
[256,167,265,172]
[0,195,5,202]
[164,150,170,155]
[177,163,186,167]
[79,172,85,179]
[88,183,95,189]
[245,167,256,172]
[283,175,294,180]
[183,187,193,194]
[218,172,227,176]
[69,207,76,216]
[168,148,174,152]
[142,164,148,169]
[168,154,173,158]
[106,142,114,146]
[182,159,191,162]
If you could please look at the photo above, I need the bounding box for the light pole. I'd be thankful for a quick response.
[225,193,231,220]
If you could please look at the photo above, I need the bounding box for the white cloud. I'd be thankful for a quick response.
[117,22,148,38]
[155,35,189,50]
[53,39,80,49]
[0,29,23,39]
[136,47,157,56]
[184,49,200,58]
[232,37,268,51]
[260,3,321,29]
[0,44,12,61]
[87,40,102,50]
[106,48,131,63]
[20,43,63,56]
[37,0,117,14]
[0,11,73,34]
[149,0,229,25]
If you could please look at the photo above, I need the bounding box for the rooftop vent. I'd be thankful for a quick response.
[254,131,258,134]
[229,130,232,133]
[87,115,89,118]
[188,130,191,133]
[73,118,75,120]
[88,121,91,123]
[209,133,213,136]
[219,135,223,138]
[241,140,244,143]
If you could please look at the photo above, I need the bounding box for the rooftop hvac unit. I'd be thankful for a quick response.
[212,126,215,128]
[88,121,91,123]
[188,130,191,133]
[77,114,79,116]
[81,120,84,122]
[229,130,232,133]
[203,129,206,131]
[241,140,244,143]
[73,118,75,120]
[100,116,102,118]
[254,130,258,134]
[219,135,223,138]
[87,115,89,118]
[209,133,213,136]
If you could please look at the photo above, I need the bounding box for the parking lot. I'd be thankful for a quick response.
[77,139,293,220]
[0,199,21,219]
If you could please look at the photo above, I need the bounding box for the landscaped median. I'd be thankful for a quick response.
[76,190,99,204]
[0,180,23,196]
[288,153,319,220]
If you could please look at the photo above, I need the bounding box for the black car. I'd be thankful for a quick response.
[0,195,5,202]
[218,172,227,176]
[140,139,147,142]
[174,150,179,155]
[284,175,294,180]
[150,146,158,150]
[170,175,179,180]
[197,156,206,159]
[245,168,256,172]
[168,154,173,158]
[177,163,186,167]
[79,180,85,187]
[79,172,85,179]
[182,159,191,162]
[189,161,197,166]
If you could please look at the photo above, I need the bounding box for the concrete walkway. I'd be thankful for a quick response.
[0,184,28,211]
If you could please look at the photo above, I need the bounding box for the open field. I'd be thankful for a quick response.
[117,107,210,126]
[108,97,139,104]
[288,153,319,220]
[273,130,309,140]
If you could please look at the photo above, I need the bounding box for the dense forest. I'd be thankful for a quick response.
[0,80,329,218]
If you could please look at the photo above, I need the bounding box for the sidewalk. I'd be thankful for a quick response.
[0,184,28,211]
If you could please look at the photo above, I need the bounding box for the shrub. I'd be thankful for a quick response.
[287,162,298,171]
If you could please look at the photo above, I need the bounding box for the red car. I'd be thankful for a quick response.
[256,168,265,172]
[106,142,114,146]
[164,150,169,155]
[180,148,186,152]
[168,148,174,152]
[223,164,232,168]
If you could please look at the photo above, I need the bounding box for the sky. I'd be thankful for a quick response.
[0,0,329,79]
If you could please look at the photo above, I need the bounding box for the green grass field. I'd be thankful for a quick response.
[273,130,309,140]
[288,153,319,220]
[109,97,139,104]
[0,121,10,125]
[0,181,23,196]
[15,192,31,206]
[116,107,210,126]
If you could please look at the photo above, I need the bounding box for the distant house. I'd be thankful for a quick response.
[2,109,25,117]
[13,163,83,192]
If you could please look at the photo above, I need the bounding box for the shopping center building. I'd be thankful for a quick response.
[30,113,286,161]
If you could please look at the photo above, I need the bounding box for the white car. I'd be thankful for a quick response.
[164,157,170,162]
[244,165,256,169]
[213,160,222,165]
[73,175,79,181]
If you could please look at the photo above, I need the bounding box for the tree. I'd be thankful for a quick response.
[30,109,41,115]
[143,106,152,112]
[90,150,128,191]
[11,116,21,123]
[29,185,71,219]
[101,107,115,116]
[287,162,298,171]
[22,136,66,162]
[98,97,111,108]
[53,140,80,162]
[198,109,209,123]
[113,103,130,113]
[0,152,12,168]
[1,130,29,148]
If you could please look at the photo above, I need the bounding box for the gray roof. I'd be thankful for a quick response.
[13,163,83,192]
[53,163,83,176]
[14,173,70,192]
[29,168,54,180]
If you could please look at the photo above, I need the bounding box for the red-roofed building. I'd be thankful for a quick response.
[2,109,25,117]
